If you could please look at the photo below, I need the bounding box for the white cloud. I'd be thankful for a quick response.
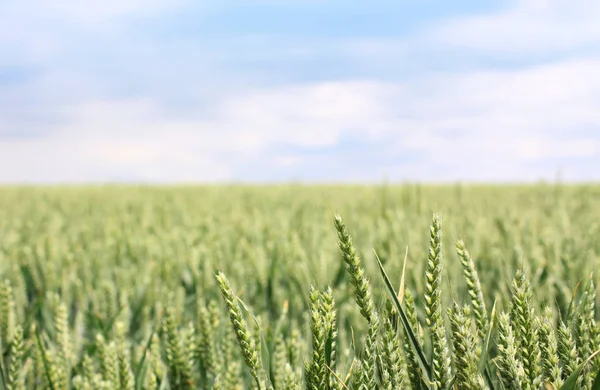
[517,138,599,159]
[40,0,184,24]
[0,135,232,183]
[330,0,600,65]
[0,0,188,64]
[1,0,182,26]
[428,0,600,53]
[1,57,598,183]
[2,0,600,183]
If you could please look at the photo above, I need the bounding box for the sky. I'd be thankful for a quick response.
[0,0,599,183]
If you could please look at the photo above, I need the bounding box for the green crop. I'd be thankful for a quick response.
[0,184,599,389]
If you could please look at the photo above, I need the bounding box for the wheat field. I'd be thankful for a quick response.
[0,184,599,389]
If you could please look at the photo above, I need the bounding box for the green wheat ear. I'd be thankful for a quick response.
[197,302,217,380]
[51,293,70,389]
[304,285,339,390]
[273,332,288,389]
[0,279,16,346]
[333,214,377,325]
[333,214,379,390]
[456,239,488,341]
[510,269,541,389]
[115,321,134,390]
[215,271,263,390]
[573,276,597,387]
[380,300,405,390]
[7,325,25,390]
[282,363,301,390]
[319,287,339,390]
[447,302,485,390]
[557,319,579,381]
[305,286,327,390]
[403,288,425,390]
[80,354,95,385]
[97,335,119,387]
[497,312,526,389]
[424,213,451,389]
[536,307,563,388]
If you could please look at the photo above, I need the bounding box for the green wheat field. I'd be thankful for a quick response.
[1,184,600,390]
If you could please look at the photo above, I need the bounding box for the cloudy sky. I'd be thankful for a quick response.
[1,0,599,183]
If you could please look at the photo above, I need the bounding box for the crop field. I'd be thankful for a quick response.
[0,184,599,390]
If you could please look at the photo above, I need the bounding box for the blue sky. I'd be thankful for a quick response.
[0,0,599,183]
